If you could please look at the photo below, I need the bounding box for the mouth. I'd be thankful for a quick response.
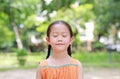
[55,43,65,46]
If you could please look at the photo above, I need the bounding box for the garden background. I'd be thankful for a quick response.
[0,0,120,79]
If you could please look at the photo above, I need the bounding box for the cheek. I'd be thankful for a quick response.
[49,37,57,43]
[64,38,71,44]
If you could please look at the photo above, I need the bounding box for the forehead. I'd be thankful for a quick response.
[50,24,69,33]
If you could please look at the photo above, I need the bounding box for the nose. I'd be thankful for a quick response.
[58,36,62,42]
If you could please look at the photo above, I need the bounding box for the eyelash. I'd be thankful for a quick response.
[62,35,67,37]
[52,35,67,37]
[53,36,57,37]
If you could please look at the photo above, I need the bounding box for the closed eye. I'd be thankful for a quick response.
[53,35,58,37]
[62,35,67,37]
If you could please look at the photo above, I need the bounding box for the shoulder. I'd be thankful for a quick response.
[72,58,82,66]
[75,59,83,79]
[39,60,48,67]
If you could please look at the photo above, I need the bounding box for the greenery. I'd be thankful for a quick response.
[92,41,106,51]
[0,51,120,71]
[0,0,120,52]
[73,51,120,66]
[16,49,28,66]
[0,0,120,71]
[16,49,27,56]
[0,52,45,69]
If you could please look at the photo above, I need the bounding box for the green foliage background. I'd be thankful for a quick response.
[0,0,120,70]
[0,0,120,52]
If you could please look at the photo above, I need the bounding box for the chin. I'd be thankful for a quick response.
[54,48,66,52]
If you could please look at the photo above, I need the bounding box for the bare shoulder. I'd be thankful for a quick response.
[36,60,46,79]
[39,60,47,66]
[72,58,82,66]
[77,60,82,67]
[76,60,83,79]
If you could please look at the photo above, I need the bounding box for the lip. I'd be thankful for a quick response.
[55,43,65,45]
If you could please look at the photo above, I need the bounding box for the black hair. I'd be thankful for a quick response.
[46,20,73,59]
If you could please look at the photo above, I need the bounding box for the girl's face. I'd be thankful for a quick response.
[46,23,74,52]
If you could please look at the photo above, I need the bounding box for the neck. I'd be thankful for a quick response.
[50,50,70,59]
[47,51,72,66]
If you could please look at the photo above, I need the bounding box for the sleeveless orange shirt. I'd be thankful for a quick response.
[39,58,79,79]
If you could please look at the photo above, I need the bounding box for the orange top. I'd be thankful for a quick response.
[39,58,79,79]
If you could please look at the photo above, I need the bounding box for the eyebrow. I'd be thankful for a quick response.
[51,32,68,35]
[52,31,68,33]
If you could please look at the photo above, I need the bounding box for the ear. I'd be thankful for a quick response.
[46,37,50,45]
[70,36,74,45]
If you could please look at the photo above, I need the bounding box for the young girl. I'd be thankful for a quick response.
[36,20,83,79]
